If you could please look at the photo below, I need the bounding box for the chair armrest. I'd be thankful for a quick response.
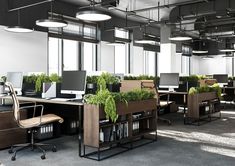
[19,105,44,125]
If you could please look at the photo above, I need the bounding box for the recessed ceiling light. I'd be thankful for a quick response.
[4,26,34,33]
[76,10,111,22]
[219,49,235,52]
[169,36,192,41]
[202,56,213,60]
[192,50,208,54]
[135,39,159,45]
[36,19,68,28]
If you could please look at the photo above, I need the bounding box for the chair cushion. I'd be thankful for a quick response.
[19,114,64,129]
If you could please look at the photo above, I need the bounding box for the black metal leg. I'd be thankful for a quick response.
[78,106,82,157]
[98,148,100,161]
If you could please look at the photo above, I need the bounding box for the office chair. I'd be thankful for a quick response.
[5,82,64,161]
[141,81,172,125]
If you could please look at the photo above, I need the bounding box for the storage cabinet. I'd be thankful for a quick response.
[0,107,27,149]
[186,92,221,125]
[83,99,157,160]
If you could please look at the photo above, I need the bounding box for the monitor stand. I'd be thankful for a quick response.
[168,88,175,92]
[72,94,83,100]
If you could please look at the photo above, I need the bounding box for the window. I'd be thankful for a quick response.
[114,44,129,74]
[63,39,79,71]
[82,42,96,72]
[48,37,62,75]
[144,51,156,76]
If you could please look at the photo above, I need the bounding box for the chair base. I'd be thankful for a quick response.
[9,142,57,161]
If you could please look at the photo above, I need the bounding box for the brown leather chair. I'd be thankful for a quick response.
[5,82,64,161]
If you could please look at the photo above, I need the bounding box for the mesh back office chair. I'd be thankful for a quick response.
[5,82,64,161]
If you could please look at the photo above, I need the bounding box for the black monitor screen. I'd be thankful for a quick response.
[213,74,228,83]
[159,73,179,88]
[61,70,86,94]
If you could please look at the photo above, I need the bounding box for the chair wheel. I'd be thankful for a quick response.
[8,149,13,154]
[41,155,46,160]
[11,156,16,161]
[52,146,57,152]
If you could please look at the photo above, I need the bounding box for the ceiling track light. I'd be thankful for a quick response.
[106,41,125,46]
[5,10,34,33]
[36,0,67,28]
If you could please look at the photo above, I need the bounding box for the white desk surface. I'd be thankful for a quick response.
[158,90,188,95]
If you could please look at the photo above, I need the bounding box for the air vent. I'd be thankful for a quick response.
[101,0,119,8]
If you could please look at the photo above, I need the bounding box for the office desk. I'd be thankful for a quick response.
[158,91,188,124]
[1,96,84,157]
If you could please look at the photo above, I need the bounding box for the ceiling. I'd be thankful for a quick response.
[58,0,195,23]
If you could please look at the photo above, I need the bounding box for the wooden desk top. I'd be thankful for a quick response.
[1,95,84,106]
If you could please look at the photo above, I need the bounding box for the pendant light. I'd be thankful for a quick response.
[36,0,67,28]
[169,6,192,41]
[5,10,34,33]
[76,0,111,22]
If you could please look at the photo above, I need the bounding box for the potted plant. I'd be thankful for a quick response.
[86,76,98,94]
[99,72,121,92]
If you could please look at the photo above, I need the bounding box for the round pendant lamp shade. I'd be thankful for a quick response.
[5,26,34,33]
[76,10,111,22]
[36,19,68,28]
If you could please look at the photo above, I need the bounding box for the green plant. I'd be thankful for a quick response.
[35,74,50,92]
[188,87,197,95]
[86,76,98,84]
[100,72,120,84]
[211,83,222,98]
[188,84,222,98]
[49,73,61,82]
[0,76,6,82]
[23,74,38,84]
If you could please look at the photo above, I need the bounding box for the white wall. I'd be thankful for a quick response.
[131,46,144,75]
[0,26,47,76]
[197,55,233,75]
[98,41,115,73]
[190,56,200,75]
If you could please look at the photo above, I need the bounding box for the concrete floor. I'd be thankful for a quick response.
[0,110,235,166]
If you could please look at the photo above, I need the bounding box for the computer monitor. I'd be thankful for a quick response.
[61,70,87,99]
[6,72,23,95]
[213,74,228,87]
[159,73,179,92]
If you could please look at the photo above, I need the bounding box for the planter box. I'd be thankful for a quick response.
[187,92,217,118]
[107,83,120,92]
[84,99,157,148]
[120,80,154,92]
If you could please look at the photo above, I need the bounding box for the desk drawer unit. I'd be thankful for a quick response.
[0,110,27,149]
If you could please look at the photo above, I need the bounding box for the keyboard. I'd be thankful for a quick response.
[49,98,83,102]
[50,98,71,102]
